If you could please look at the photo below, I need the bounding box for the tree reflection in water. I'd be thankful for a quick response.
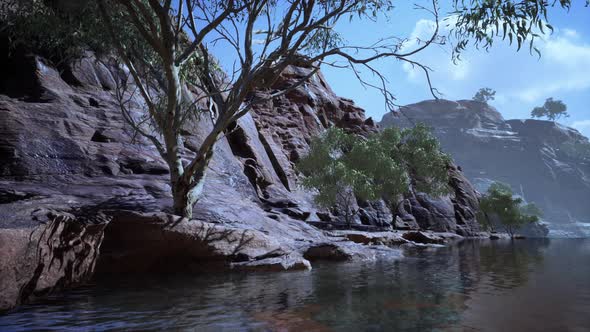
[476,239,549,289]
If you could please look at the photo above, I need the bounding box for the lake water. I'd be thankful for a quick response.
[1,239,589,331]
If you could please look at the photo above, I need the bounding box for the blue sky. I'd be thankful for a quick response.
[208,2,589,137]
[317,2,590,137]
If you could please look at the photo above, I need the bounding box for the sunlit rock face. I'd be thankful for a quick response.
[0,52,482,239]
[381,99,590,237]
[0,46,479,309]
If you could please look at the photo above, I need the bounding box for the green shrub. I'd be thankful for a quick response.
[297,125,451,224]
[478,182,542,237]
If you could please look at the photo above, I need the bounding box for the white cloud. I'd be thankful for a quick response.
[562,28,579,39]
[506,34,590,104]
[398,18,590,119]
[401,18,470,82]
[572,120,590,131]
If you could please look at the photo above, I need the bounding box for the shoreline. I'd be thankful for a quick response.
[0,209,534,313]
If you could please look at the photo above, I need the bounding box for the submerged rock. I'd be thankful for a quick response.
[231,253,312,272]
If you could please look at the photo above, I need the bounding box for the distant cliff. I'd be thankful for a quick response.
[381,99,590,237]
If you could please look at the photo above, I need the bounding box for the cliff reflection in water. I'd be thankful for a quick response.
[1,239,589,332]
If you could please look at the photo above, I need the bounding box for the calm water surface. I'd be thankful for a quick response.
[1,239,589,331]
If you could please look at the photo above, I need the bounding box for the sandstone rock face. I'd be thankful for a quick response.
[0,209,108,311]
[247,61,377,197]
[0,48,479,310]
[381,99,590,237]
[96,210,312,274]
[247,62,480,234]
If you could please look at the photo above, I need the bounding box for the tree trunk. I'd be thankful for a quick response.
[171,169,206,219]
[506,225,514,238]
[391,197,406,230]
[484,212,495,232]
[168,142,213,218]
[345,209,351,229]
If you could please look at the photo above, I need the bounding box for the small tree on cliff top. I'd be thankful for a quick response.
[297,125,451,225]
[473,88,496,103]
[531,98,569,122]
[4,0,576,218]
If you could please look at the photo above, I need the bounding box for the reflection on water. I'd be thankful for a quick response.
[1,239,589,331]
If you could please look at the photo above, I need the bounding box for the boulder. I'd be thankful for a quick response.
[0,209,108,312]
[231,253,311,272]
[401,231,462,245]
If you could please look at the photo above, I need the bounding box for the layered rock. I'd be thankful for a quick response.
[247,62,481,234]
[0,48,480,310]
[381,99,590,237]
[96,210,312,274]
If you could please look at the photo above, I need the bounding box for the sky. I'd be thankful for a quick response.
[208,2,589,137]
[313,2,590,137]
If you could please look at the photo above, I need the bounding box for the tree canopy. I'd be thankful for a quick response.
[473,87,496,103]
[297,125,451,225]
[531,98,569,121]
[450,0,589,59]
[1,0,143,62]
[478,182,542,237]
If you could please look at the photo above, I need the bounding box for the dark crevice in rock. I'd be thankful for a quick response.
[88,97,100,107]
[95,214,223,274]
[118,159,169,175]
[16,263,45,306]
[280,207,310,220]
[225,121,271,196]
[94,212,299,274]
[257,130,291,191]
[90,130,111,143]
[0,42,47,102]
[58,64,84,87]
[225,122,253,159]
[0,190,37,204]
[261,198,297,208]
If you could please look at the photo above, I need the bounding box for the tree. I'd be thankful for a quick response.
[531,98,569,121]
[296,128,374,226]
[297,125,451,226]
[95,0,576,218]
[473,88,495,103]
[1,1,126,61]
[3,0,574,218]
[92,0,454,218]
[478,182,542,238]
[450,0,588,59]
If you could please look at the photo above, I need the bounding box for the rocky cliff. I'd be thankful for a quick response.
[0,46,481,310]
[381,99,590,237]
